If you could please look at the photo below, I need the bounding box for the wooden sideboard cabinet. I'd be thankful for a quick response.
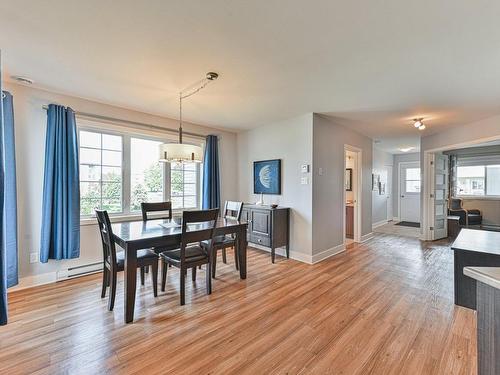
[241,204,290,263]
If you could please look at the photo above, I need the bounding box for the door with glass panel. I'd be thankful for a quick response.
[431,154,449,240]
[399,162,421,223]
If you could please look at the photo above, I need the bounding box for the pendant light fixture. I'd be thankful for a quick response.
[159,72,219,163]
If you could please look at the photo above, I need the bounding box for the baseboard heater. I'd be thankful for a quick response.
[57,262,103,280]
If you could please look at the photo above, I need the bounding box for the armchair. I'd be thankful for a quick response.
[448,198,482,226]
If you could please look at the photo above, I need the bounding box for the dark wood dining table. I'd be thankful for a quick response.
[112,217,248,323]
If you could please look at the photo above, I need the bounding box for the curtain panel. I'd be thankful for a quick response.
[40,104,80,263]
[202,135,220,210]
[1,91,18,325]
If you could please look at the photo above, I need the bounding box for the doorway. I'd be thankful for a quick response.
[344,146,362,244]
[399,161,421,223]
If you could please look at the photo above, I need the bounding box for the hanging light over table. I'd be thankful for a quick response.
[159,72,219,163]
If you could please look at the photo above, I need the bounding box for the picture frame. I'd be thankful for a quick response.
[254,159,281,194]
[345,168,353,191]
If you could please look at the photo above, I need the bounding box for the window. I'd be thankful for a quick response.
[78,128,201,217]
[170,162,198,210]
[130,137,164,212]
[457,165,500,196]
[405,167,421,193]
[80,131,123,215]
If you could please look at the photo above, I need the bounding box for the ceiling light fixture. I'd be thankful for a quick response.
[413,118,423,128]
[10,75,33,85]
[399,147,415,153]
[159,72,219,163]
[418,124,426,130]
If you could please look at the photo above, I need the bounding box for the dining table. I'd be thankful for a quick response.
[112,217,248,323]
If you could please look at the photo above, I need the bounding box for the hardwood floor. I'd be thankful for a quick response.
[1,234,476,374]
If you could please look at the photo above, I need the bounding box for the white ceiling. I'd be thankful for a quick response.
[2,0,500,153]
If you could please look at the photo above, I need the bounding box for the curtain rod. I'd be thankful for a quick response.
[42,105,207,140]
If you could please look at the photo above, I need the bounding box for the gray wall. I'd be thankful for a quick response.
[372,147,393,225]
[237,114,314,260]
[312,114,373,254]
[392,152,420,220]
[6,82,238,286]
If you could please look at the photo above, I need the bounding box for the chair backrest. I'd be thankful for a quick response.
[450,198,463,210]
[180,209,219,262]
[141,201,173,221]
[95,210,118,266]
[223,201,244,220]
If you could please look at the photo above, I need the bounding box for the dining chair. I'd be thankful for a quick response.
[201,201,243,277]
[160,208,219,305]
[141,201,173,221]
[96,210,159,311]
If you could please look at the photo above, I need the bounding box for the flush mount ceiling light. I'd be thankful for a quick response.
[159,72,219,163]
[10,75,33,85]
[399,147,415,153]
[412,118,426,131]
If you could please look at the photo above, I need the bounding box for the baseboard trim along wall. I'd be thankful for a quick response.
[250,243,345,264]
[8,271,58,292]
[372,220,388,230]
[361,232,375,243]
[311,243,345,264]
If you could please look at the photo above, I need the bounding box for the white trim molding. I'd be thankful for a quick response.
[361,232,375,243]
[372,219,388,230]
[311,244,345,264]
[250,243,345,264]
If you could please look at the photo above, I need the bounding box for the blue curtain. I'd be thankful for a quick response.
[202,135,220,210]
[40,104,80,263]
[1,91,18,325]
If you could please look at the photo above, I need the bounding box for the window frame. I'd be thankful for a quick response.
[404,167,421,194]
[456,164,500,199]
[78,126,202,219]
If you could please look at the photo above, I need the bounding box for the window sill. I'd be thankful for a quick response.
[456,196,500,201]
[80,209,195,227]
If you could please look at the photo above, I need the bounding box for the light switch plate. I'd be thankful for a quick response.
[301,164,310,173]
[301,177,308,185]
[318,167,323,176]
[30,252,38,264]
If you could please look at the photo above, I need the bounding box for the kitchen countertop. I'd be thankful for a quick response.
[464,267,500,290]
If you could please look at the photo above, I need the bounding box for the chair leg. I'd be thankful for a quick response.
[212,249,217,278]
[108,269,117,311]
[180,267,186,306]
[192,266,197,282]
[101,267,108,298]
[151,262,158,297]
[234,247,239,270]
[206,261,212,295]
[145,265,149,274]
[222,248,227,263]
[161,260,168,292]
[140,267,145,286]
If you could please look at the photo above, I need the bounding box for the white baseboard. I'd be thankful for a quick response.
[372,220,388,230]
[393,216,400,221]
[8,271,58,292]
[360,232,374,243]
[311,243,345,263]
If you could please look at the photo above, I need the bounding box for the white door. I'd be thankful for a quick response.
[431,154,449,240]
[386,166,393,220]
[400,162,421,223]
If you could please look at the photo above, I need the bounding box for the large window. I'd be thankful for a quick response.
[79,128,201,216]
[457,165,500,196]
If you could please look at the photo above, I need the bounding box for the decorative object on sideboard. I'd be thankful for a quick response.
[345,168,353,191]
[159,72,219,163]
[256,192,264,206]
[270,204,278,209]
[254,159,281,200]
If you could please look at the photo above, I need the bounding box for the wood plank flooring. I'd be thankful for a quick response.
[0,233,477,374]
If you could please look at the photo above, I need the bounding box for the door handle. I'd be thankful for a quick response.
[401,195,405,198]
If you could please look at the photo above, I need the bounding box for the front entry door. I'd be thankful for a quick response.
[400,162,421,223]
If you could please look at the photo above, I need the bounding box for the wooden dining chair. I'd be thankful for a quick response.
[141,201,172,221]
[96,210,159,311]
[160,209,219,305]
[201,201,243,277]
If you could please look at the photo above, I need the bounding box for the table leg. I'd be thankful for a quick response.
[238,226,247,279]
[124,244,137,323]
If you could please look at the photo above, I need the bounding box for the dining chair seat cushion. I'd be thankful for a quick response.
[151,243,181,254]
[160,245,208,263]
[115,249,158,267]
[201,235,235,248]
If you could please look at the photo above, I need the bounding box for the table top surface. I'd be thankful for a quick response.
[451,228,500,256]
[112,217,246,243]
[464,267,500,290]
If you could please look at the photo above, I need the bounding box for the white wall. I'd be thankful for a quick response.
[312,114,373,255]
[5,82,238,286]
[372,147,393,225]
[237,114,314,261]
